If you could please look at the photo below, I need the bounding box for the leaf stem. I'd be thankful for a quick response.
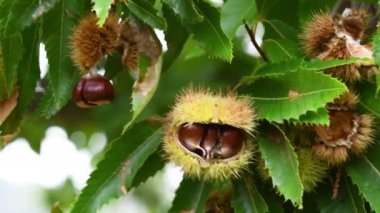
[244,20,268,62]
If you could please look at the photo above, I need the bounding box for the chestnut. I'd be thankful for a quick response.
[178,123,244,161]
[73,74,114,108]
[219,126,244,159]
[315,110,354,145]
[178,123,206,157]
[163,87,256,181]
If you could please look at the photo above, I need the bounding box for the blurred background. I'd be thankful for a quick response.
[0,2,261,210]
[0,126,183,212]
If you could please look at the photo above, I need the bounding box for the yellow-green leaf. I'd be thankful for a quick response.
[92,0,113,26]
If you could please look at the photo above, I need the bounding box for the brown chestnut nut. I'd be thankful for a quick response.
[178,123,206,157]
[178,123,244,161]
[163,87,256,181]
[73,74,114,108]
[219,126,244,159]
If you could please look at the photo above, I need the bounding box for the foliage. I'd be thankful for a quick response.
[0,0,380,212]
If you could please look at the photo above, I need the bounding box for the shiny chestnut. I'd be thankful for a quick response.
[178,123,244,161]
[73,74,114,108]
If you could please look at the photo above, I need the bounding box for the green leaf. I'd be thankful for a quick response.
[257,125,303,207]
[263,19,298,41]
[0,34,23,100]
[162,5,189,71]
[220,0,257,38]
[258,184,285,213]
[15,26,40,111]
[92,0,113,26]
[187,1,233,62]
[0,0,58,40]
[180,36,206,60]
[123,128,163,188]
[1,24,40,134]
[317,174,366,213]
[358,82,380,117]
[249,69,347,123]
[169,178,212,213]
[130,55,162,119]
[51,202,64,213]
[130,151,165,189]
[232,177,269,213]
[262,39,302,62]
[298,0,335,23]
[17,117,48,153]
[38,0,81,118]
[372,30,380,66]
[126,0,167,30]
[376,72,380,97]
[355,0,378,3]
[304,58,369,71]
[293,107,330,126]
[162,0,203,24]
[241,58,303,84]
[346,142,380,213]
[256,0,299,30]
[72,124,162,213]
[242,58,368,86]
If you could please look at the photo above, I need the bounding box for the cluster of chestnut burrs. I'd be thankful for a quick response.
[70,10,140,107]
[162,2,378,195]
[163,88,256,181]
[69,2,377,197]
[301,4,376,166]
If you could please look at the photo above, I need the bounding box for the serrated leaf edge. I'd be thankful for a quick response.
[254,71,347,123]
[347,156,380,213]
[126,0,167,29]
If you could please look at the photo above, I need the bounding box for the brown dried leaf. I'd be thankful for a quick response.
[120,159,131,195]
[127,19,162,64]
[0,89,19,125]
[130,19,162,98]
[0,128,19,146]
[122,19,163,133]
[51,202,63,213]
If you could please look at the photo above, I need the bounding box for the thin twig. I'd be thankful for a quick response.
[144,115,165,124]
[244,20,268,62]
[232,82,243,93]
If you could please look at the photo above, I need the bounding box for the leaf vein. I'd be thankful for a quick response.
[251,87,343,100]
[344,175,359,213]
[202,13,230,58]
[363,156,380,176]
[129,1,164,27]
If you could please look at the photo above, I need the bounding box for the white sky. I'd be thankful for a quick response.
[0,127,94,189]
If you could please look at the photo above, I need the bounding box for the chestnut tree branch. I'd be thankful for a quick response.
[244,20,269,62]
